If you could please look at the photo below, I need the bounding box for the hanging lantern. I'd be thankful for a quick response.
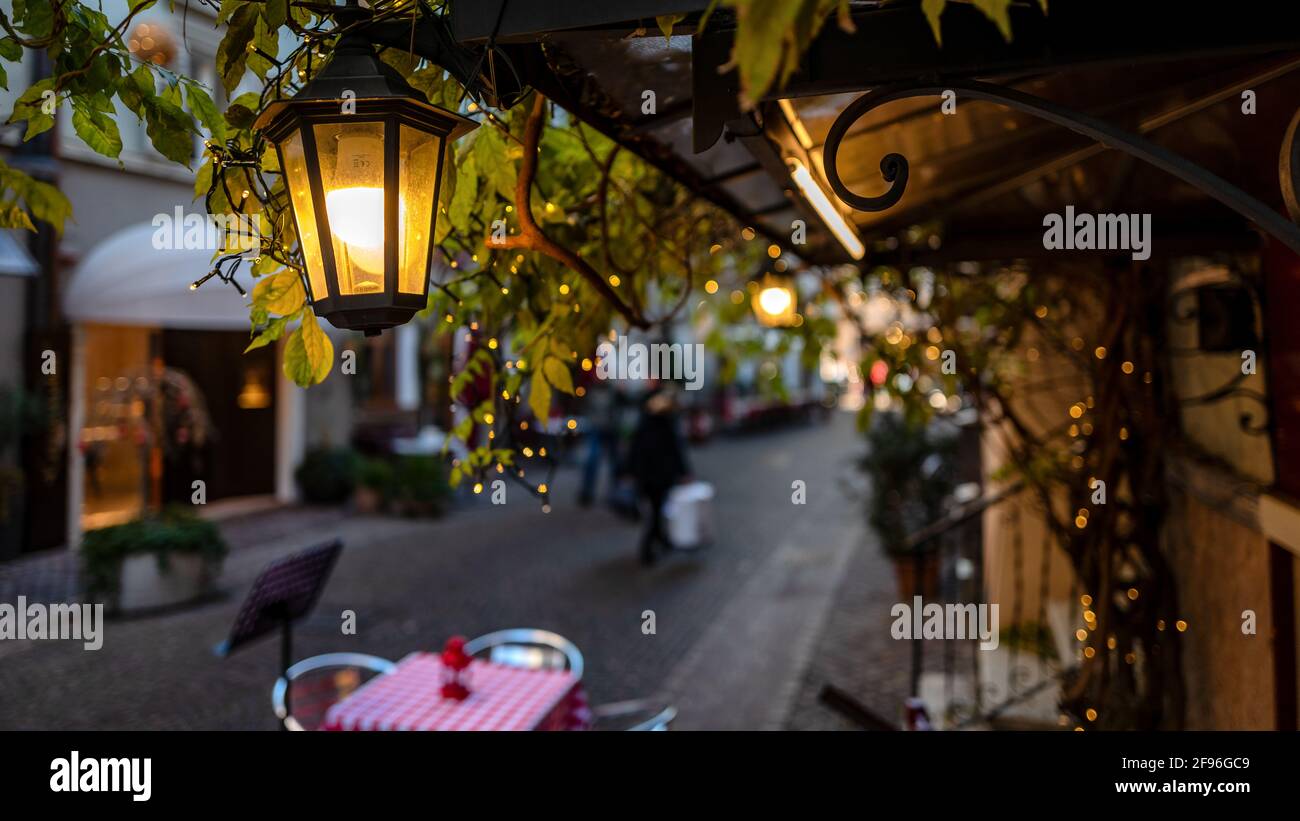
[254,33,477,336]
[752,272,798,327]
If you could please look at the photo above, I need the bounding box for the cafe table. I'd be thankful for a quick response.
[321,652,590,731]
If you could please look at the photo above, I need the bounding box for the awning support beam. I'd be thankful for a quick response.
[822,79,1300,256]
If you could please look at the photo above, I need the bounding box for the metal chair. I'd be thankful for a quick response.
[462,629,584,681]
[271,653,397,731]
[591,698,678,731]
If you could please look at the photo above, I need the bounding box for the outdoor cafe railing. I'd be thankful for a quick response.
[900,481,1076,730]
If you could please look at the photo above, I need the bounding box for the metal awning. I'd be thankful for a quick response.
[436,0,1300,267]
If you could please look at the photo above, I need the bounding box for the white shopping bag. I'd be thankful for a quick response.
[663,481,715,549]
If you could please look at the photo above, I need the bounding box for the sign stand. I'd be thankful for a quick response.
[214,540,343,729]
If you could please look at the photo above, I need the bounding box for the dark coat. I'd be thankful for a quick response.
[628,411,691,493]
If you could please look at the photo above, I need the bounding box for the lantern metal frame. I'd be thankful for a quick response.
[255,33,477,335]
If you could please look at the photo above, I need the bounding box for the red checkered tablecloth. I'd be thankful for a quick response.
[322,653,589,731]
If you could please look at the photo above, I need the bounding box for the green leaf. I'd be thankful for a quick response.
[655,14,685,43]
[972,0,1013,41]
[161,80,183,108]
[245,313,295,352]
[528,372,552,422]
[224,91,261,129]
[921,0,946,44]
[253,268,306,316]
[728,0,807,108]
[0,37,22,62]
[185,83,227,142]
[447,152,478,235]
[194,157,214,202]
[250,253,282,275]
[26,181,72,233]
[478,127,516,202]
[141,96,196,165]
[0,164,73,235]
[264,0,288,29]
[217,4,259,94]
[247,14,281,80]
[433,143,457,244]
[71,100,123,158]
[0,201,36,231]
[9,79,56,141]
[260,145,280,174]
[451,415,474,442]
[217,0,247,24]
[19,1,54,38]
[542,355,575,395]
[116,65,153,118]
[283,313,334,386]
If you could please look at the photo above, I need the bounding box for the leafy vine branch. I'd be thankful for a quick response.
[483,94,649,330]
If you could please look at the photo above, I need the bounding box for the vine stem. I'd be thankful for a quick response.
[485,94,649,329]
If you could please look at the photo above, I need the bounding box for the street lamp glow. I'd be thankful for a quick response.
[752,273,797,327]
[758,285,792,317]
[788,158,865,260]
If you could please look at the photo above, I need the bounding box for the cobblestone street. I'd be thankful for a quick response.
[0,412,912,730]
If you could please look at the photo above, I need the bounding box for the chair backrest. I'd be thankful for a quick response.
[271,653,397,731]
[591,698,677,731]
[629,706,678,731]
[462,629,584,680]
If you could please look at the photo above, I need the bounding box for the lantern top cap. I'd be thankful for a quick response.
[252,33,477,141]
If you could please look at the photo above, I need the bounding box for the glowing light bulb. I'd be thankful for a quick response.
[758,286,792,317]
[325,186,386,278]
[324,131,405,287]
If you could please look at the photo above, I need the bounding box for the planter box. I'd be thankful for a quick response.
[117,553,220,613]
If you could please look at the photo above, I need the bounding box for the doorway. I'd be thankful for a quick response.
[161,329,276,504]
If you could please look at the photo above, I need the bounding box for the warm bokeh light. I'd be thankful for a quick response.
[758,286,792,317]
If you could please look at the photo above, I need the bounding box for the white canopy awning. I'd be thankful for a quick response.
[63,221,253,330]
[0,229,39,278]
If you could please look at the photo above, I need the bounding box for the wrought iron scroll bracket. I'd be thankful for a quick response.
[822,79,1300,256]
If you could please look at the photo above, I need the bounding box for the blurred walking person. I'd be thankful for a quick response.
[577,381,622,507]
[627,384,691,565]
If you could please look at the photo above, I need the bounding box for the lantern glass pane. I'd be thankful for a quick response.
[397,124,442,295]
[313,120,388,296]
[280,130,329,301]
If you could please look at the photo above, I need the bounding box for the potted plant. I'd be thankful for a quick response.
[294,446,360,504]
[81,506,228,614]
[391,455,450,517]
[354,457,394,514]
[862,412,956,599]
